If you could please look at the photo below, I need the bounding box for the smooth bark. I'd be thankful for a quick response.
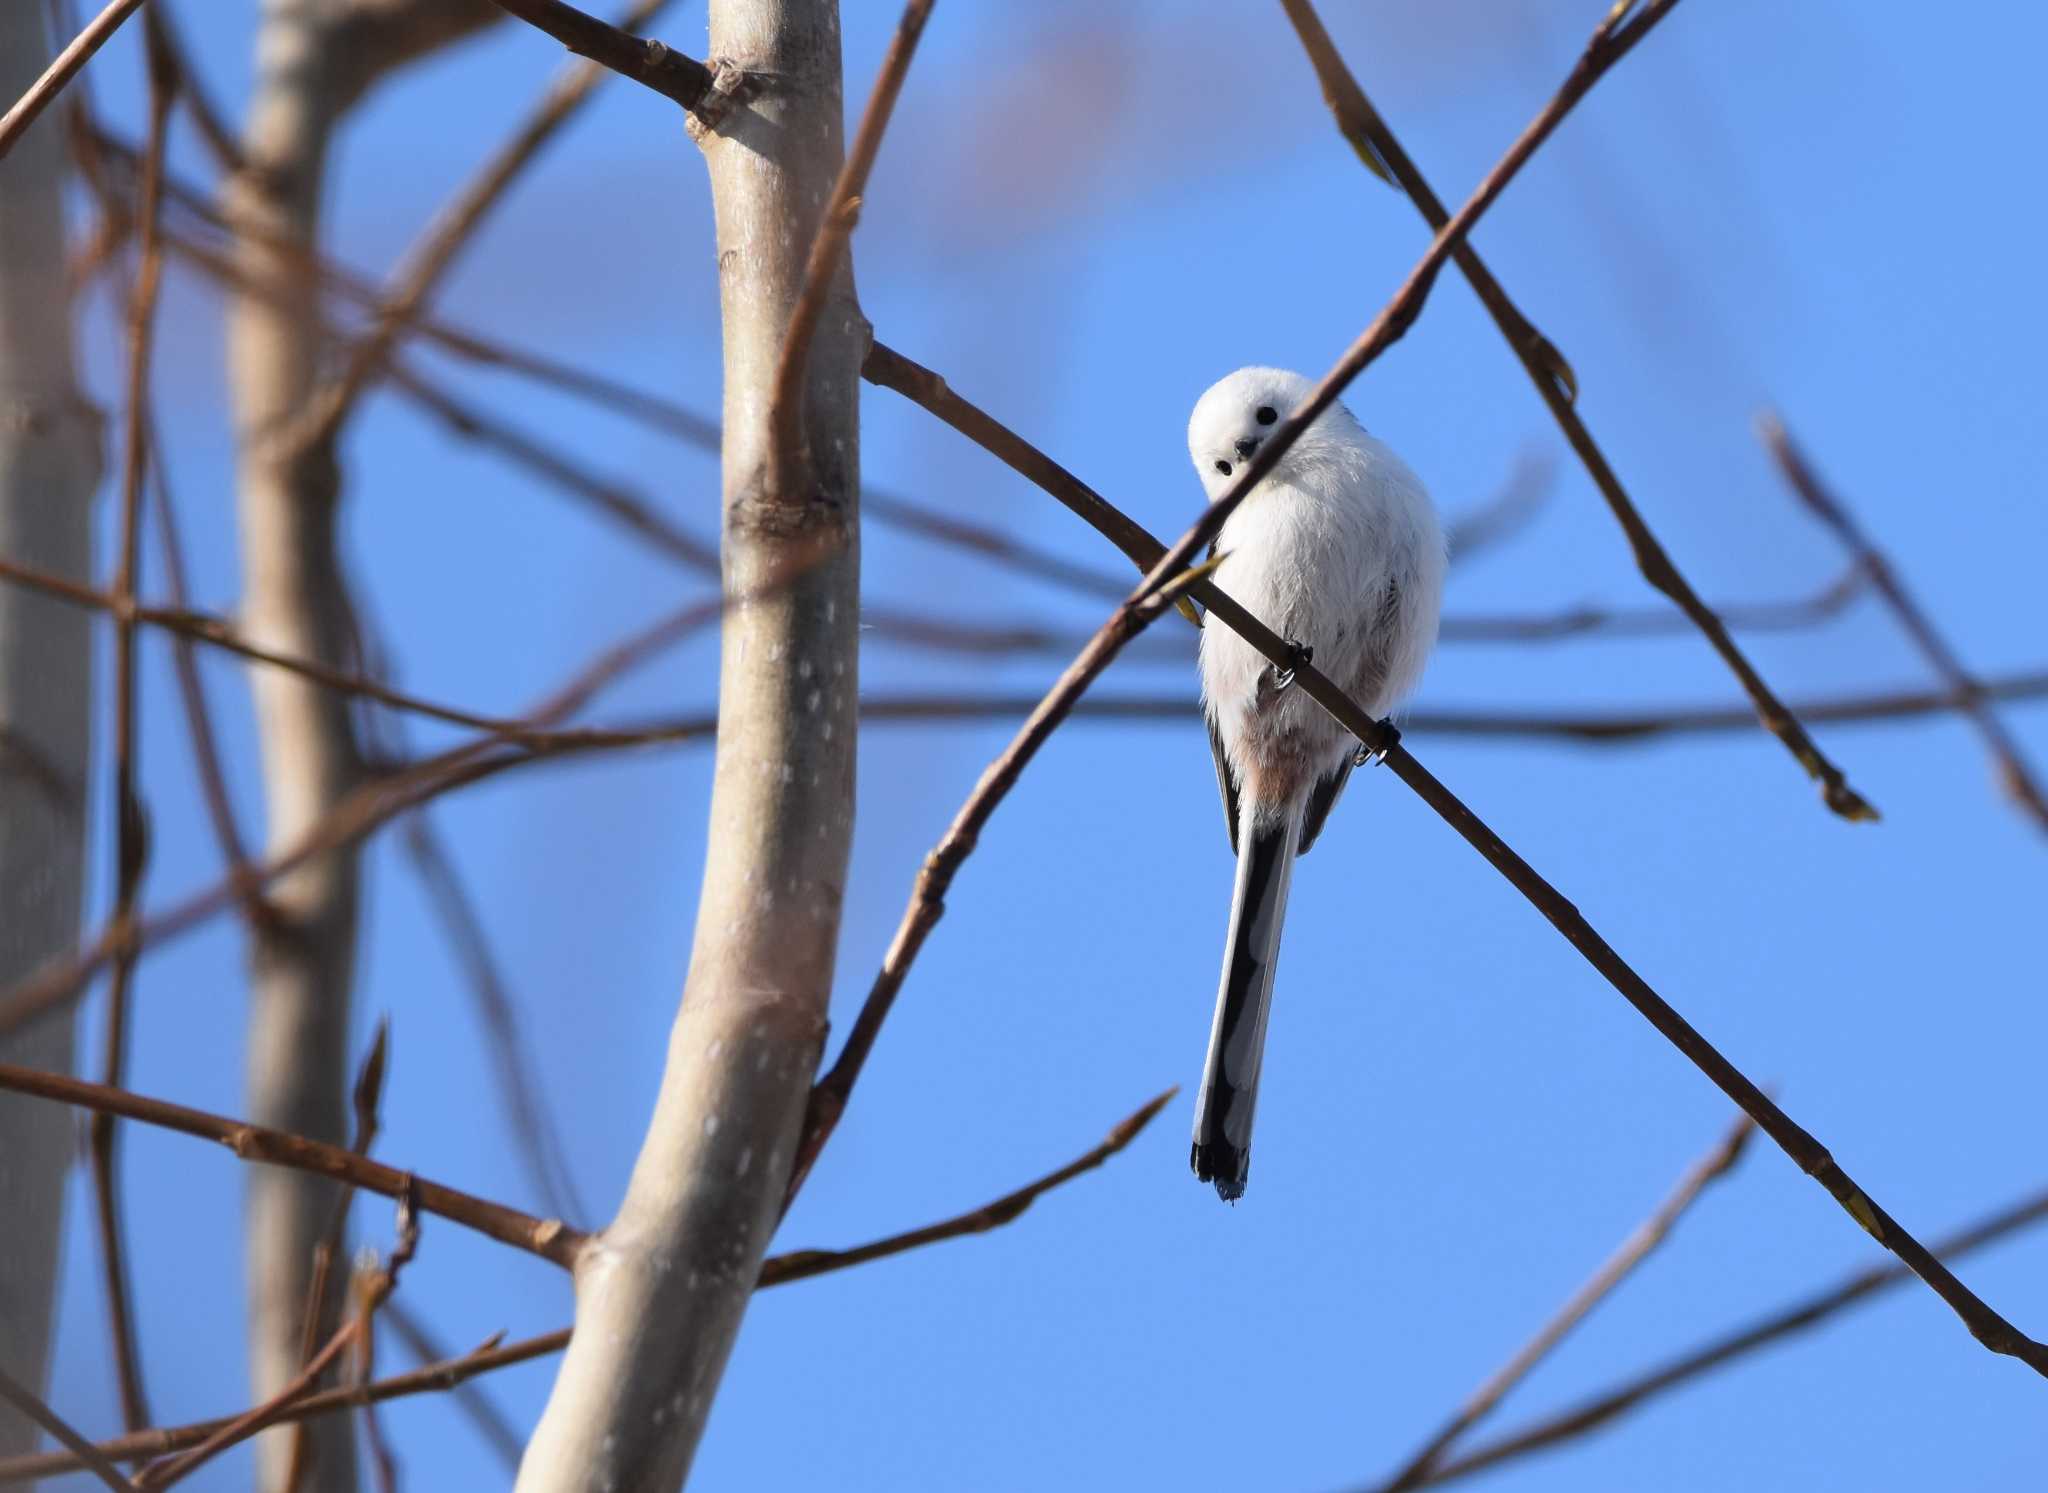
[514,2,864,1486]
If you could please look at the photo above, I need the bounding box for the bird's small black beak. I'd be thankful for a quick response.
[1234,436,1260,459]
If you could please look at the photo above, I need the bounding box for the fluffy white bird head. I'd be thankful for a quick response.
[1186,366,1364,502]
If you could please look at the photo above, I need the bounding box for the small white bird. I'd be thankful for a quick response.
[1187,367,1445,1201]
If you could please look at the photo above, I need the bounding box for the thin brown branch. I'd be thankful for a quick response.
[387,359,718,571]
[305,0,677,443]
[1760,412,2048,830]
[146,436,261,897]
[1440,563,1868,644]
[765,1086,1173,1286]
[0,1087,1172,1482]
[379,1302,523,1473]
[1416,1182,2048,1489]
[484,0,714,109]
[0,1064,580,1267]
[0,0,147,163]
[282,1024,392,1489]
[147,2,240,171]
[93,23,173,1437]
[793,0,1689,1198]
[1276,0,1873,822]
[768,0,935,463]
[0,1362,138,1491]
[1377,1112,1755,1491]
[0,548,608,735]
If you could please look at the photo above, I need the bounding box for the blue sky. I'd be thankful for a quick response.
[35,0,2048,1487]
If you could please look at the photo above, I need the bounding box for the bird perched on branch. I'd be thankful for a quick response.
[1187,367,1445,1201]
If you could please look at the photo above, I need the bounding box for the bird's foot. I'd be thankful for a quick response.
[1353,719,1401,767]
[1272,639,1313,692]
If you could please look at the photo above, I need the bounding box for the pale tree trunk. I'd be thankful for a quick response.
[0,4,101,1466]
[225,7,364,1489]
[514,1,863,1487]
[224,3,494,1487]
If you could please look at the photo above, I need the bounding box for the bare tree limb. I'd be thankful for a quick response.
[306,0,677,442]
[88,14,173,1441]
[1376,1112,1755,1491]
[486,0,715,109]
[0,1086,1169,1483]
[0,1361,138,1492]
[512,0,910,1477]
[379,1301,524,1473]
[1760,411,2048,831]
[0,0,147,163]
[1414,1182,2048,1488]
[1275,0,1875,822]
[0,1062,583,1267]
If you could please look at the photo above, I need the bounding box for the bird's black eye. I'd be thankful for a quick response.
[1214,459,1232,477]
[1255,405,1278,426]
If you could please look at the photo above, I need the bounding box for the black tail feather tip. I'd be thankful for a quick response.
[1191,1140,1248,1203]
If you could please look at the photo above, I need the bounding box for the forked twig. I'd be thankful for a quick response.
[1760,411,2048,830]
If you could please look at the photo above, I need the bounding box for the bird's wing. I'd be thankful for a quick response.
[1300,578,1405,855]
[1297,756,1353,855]
[1205,711,1241,855]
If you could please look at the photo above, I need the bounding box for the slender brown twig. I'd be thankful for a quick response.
[769,0,936,464]
[281,1025,392,1489]
[0,1062,580,1267]
[305,0,678,444]
[1376,1112,1755,1491]
[0,1362,138,1491]
[91,23,173,1436]
[0,0,147,162]
[485,0,714,109]
[769,1086,1174,1286]
[1760,411,2048,830]
[0,1088,1172,1482]
[1412,1181,2048,1489]
[379,1301,524,1473]
[1275,0,1874,822]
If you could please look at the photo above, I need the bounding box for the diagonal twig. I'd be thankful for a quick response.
[303,0,678,445]
[0,1362,138,1491]
[1275,0,1873,822]
[769,0,936,465]
[485,0,713,110]
[1417,1180,2048,1488]
[87,15,173,1440]
[1376,1111,1756,1491]
[1760,411,2048,831]
[0,1064,581,1268]
[0,0,147,162]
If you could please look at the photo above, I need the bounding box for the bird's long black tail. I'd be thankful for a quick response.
[1191,798,1300,1201]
